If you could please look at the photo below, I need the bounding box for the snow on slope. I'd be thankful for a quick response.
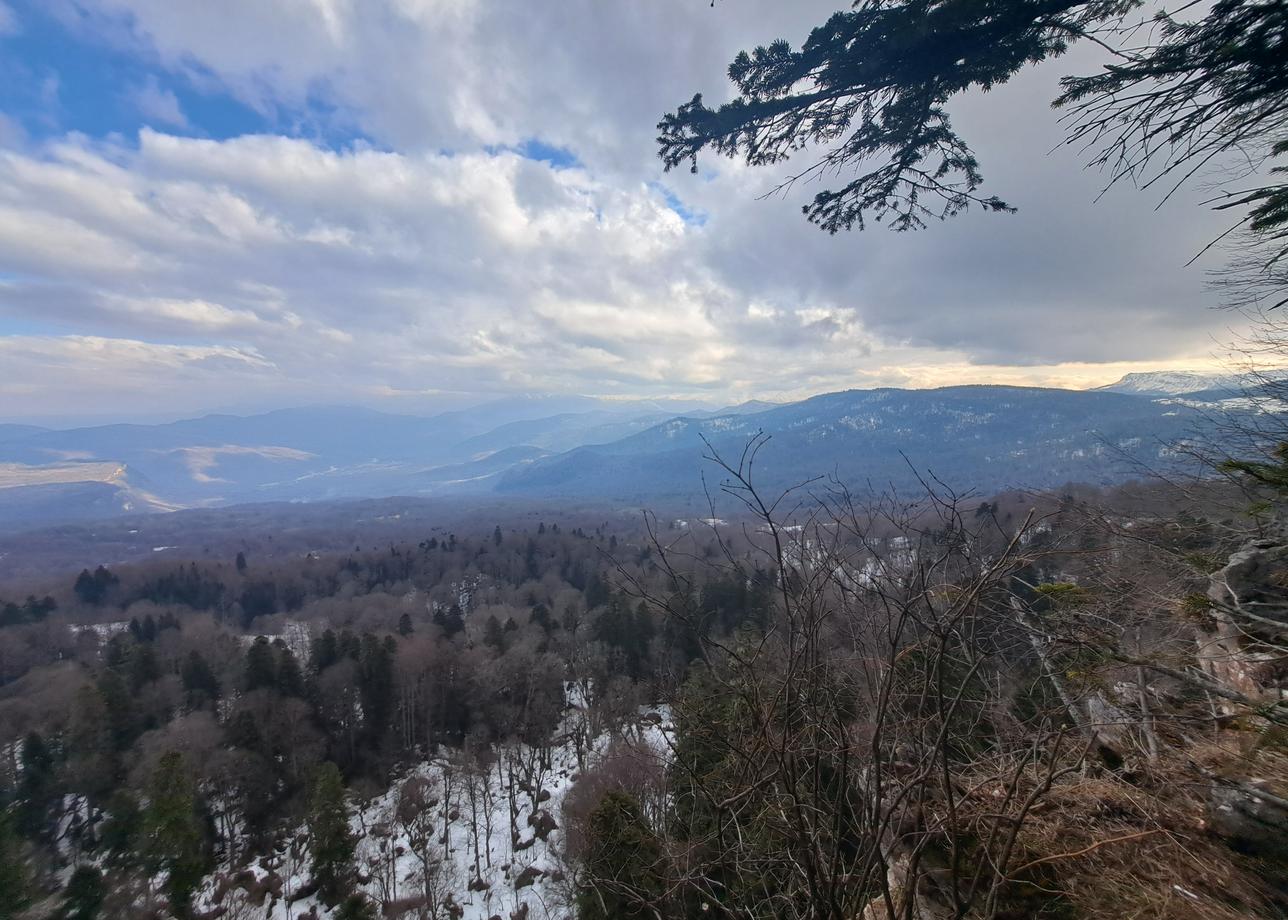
[196,688,672,920]
[1098,371,1243,396]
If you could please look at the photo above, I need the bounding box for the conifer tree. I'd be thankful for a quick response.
[128,643,161,692]
[0,810,30,920]
[661,0,1287,253]
[142,752,208,918]
[576,791,664,920]
[277,647,305,697]
[335,893,378,920]
[312,628,340,672]
[358,634,394,744]
[180,651,221,709]
[307,762,356,906]
[97,670,138,752]
[16,731,55,839]
[482,614,505,651]
[244,636,277,690]
[100,790,142,862]
[60,864,105,919]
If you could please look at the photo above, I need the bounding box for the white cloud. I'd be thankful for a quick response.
[129,75,189,129]
[0,2,18,36]
[0,2,1256,421]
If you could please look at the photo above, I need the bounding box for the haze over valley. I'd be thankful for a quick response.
[0,371,1252,531]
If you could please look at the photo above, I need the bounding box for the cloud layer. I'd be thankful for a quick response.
[0,0,1245,422]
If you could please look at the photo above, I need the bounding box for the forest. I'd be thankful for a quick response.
[3,448,1288,918]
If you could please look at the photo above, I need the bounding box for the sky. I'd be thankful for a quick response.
[0,0,1249,425]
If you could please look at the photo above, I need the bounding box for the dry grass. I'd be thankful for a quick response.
[985,744,1287,920]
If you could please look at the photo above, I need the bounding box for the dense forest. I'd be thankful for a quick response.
[3,453,1288,918]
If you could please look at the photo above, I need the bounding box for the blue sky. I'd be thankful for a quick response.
[0,1,267,143]
[0,0,1239,425]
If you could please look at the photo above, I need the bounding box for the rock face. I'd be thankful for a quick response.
[1202,540,1288,705]
[1200,540,1288,859]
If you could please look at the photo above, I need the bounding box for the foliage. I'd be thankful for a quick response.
[142,752,208,917]
[335,893,378,920]
[575,791,664,920]
[0,809,30,920]
[1221,441,1288,496]
[73,565,118,605]
[59,865,105,920]
[307,761,356,906]
[660,0,1286,265]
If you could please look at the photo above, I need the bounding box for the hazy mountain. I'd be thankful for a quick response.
[688,399,783,418]
[0,384,1250,527]
[0,424,48,442]
[496,385,1220,503]
[450,411,674,456]
[0,399,707,523]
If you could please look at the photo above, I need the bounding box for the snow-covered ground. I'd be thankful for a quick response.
[195,688,672,920]
[71,620,130,641]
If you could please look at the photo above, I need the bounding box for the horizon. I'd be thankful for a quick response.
[0,366,1239,430]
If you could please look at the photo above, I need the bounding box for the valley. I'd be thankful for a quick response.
[0,374,1250,533]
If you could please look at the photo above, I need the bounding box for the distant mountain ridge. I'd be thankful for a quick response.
[496,384,1223,501]
[0,381,1258,529]
[1098,370,1245,396]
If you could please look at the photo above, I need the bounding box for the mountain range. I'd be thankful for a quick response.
[0,372,1258,530]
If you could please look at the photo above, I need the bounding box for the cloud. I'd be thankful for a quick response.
[0,2,17,36]
[0,335,278,419]
[129,75,189,129]
[0,2,1255,422]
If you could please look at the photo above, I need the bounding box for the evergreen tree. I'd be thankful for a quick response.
[73,565,118,605]
[66,685,115,798]
[337,629,361,661]
[59,864,105,920]
[312,628,339,672]
[493,524,503,546]
[0,809,30,920]
[276,647,305,697]
[128,643,161,692]
[397,612,414,636]
[659,0,1288,271]
[358,635,394,744]
[576,791,664,920]
[432,604,465,638]
[306,762,355,906]
[142,752,208,918]
[482,614,505,652]
[180,651,221,709]
[16,731,55,839]
[97,670,138,752]
[245,636,277,691]
[239,581,278,626]
[529,603,553,632]
[100,791,142,862]
[335,893,378,920]
[235,551,247,573]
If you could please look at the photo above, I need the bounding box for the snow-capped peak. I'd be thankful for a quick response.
[1097,371,1242,397]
